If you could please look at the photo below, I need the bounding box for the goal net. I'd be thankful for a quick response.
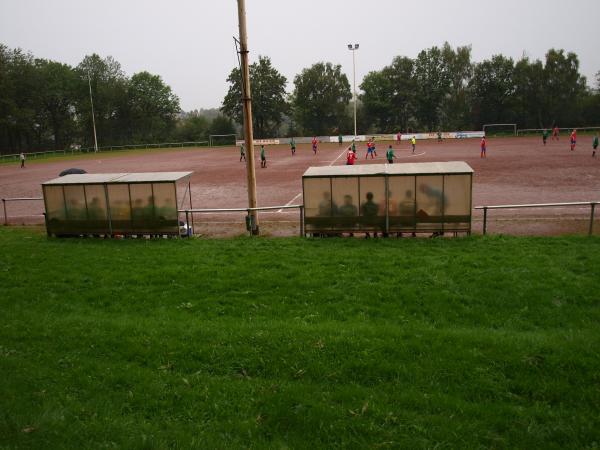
[482,123,517,137]
[209,134,237,147]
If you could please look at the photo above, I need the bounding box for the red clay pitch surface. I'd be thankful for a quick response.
[1,135,599,236]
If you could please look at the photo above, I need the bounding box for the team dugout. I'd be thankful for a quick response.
[42,172,193,237]
[302,162,473,236]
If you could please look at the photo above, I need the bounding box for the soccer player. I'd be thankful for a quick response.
[346,148,357,165]
[260,145,266,168]
[570,129,577,151]
[542,129,548,146]
[593,135,599,157]
[351,140,356,154]
[480,137,487,158]
[552,126,560,141]
[19,152,25,168]
[411,136,416,153]
[312,136,318,154]
[366,140,375,159]
[239,144,246,162]
[290,137,296,155]
[371,137,377,156]
[386,145,396,164]
[396,132,402,145]
[338,133,343,146]
[437,130,443,143]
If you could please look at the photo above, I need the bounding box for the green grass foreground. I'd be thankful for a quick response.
[1,228,599,449]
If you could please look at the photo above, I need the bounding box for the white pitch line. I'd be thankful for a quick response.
[277,146,350,213]
[329,146,351,166]
[397,151,426,158]
[277,192,303,213]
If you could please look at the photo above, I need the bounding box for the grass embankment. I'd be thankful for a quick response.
[1,228,599,449]
[0,145,213,166]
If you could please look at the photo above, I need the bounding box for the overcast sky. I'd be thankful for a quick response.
[1,0,599,111]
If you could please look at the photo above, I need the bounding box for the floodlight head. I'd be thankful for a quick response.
[355,44,359,49]
[347,44,353,50]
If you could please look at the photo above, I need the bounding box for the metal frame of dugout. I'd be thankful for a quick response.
[42,172,193,237]
[302,162,473,236]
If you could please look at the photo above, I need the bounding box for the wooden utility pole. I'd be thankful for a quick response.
[237,0,259,235]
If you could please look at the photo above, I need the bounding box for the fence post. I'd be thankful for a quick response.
[185,210,190,237]
[299,205,305,237]
[589,203,596,236]
[483,207,488,235]
[2,199,7,225]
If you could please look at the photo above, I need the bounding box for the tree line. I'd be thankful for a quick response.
[222,44,600,138]
[0,44,235,154]
[2,42,598,154]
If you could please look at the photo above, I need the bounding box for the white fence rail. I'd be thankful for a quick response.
[474,201,600,236]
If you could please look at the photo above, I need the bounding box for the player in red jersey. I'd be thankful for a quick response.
[365,139,375,159]
[346,148,357,165]
[312,136,318,154]
[552,126,560,141]
[480,137,487,158]
[570,129,577,151]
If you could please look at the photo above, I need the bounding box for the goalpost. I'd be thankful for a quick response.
[209,134,237,147]
[482,123,517,136]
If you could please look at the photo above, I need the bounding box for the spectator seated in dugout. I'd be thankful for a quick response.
[361,191,381,238]
[318,191,337,217]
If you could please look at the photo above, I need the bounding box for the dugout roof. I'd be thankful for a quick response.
[303,162,473,178]
[43,172,193,185]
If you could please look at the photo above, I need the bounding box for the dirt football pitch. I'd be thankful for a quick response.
[1,135,599,236]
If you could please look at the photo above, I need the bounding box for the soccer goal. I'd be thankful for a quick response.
[209,134,237,147]
[482,124,517,137]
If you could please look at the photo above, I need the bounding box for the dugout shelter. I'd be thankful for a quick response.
[42,172,193,237]
[302,162,473,235]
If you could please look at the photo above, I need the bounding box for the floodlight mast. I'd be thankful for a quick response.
[87,71,99,153]
[237,0,259,235]
[348,44,359,138]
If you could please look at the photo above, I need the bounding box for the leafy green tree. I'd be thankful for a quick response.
[221,56,288,138]
[468,55,516,129]
[543,49,587,127]
[35,59,78,149]
[292,62,351,135]
[360,56,416,133]
[440,43,473,130]
[413,46,451,131]
[0,47,44,153]
[127,71,180,142]
[175,113,210,142]
[75,54,128,146]
[209,115,236,136]
[513,57,546,128]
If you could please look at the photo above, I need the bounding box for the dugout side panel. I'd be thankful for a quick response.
[129,183,156,233]
[358,177,386,232]
[152,183,178,234]
[388,175,417,232]
[84,184,109,234]
[303,177,333,232]
[415,175,444,231]
[443,175,471,231]
[107,184,132,233]
[44,185,66,235]
[331,177,359,232]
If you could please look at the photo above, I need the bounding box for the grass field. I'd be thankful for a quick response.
[1,228,600,448]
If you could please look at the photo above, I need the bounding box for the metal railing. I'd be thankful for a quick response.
[0,141,211,162]
[2,197,44,225]
[179,204,305,237]
[475,201,600,236]
[5,197,599,237]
